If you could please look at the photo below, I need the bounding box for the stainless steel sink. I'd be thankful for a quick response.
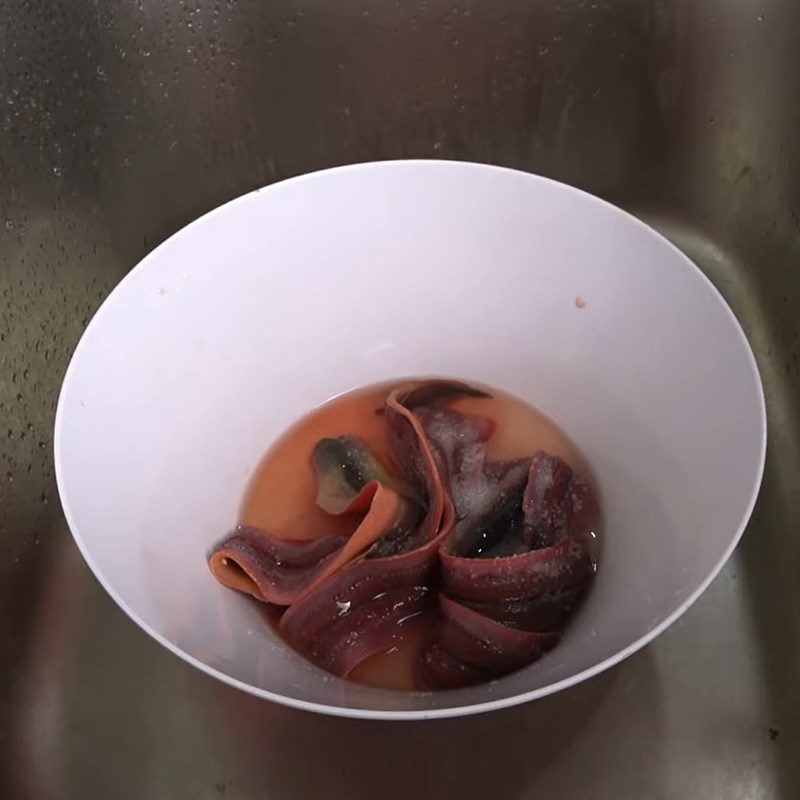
[2,1,798,797]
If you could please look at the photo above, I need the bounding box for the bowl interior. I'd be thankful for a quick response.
[55,161,765,718]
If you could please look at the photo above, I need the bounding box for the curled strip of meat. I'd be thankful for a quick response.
[419,408,597,688]
[208,528,348,606]
[209,435,413,606]
[279,382,479,676]
[209,379,598,687]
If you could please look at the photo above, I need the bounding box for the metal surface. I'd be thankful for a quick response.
[1,0,798,797]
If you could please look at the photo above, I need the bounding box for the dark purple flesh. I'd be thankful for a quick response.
[284,585,434,677]
[208,526,348,605]
[278,382,463,676]
[208,380,599,687]
[415,408,597,688]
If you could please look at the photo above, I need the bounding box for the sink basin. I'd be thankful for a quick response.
[1,0,798,796]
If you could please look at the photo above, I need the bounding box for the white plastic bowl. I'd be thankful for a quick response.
[54,161,766,719]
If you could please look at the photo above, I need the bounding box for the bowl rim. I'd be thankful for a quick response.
[53,158,767,720]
